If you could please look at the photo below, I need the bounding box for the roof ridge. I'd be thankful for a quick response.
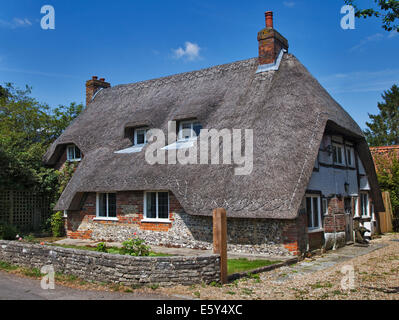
[112,57,258,91]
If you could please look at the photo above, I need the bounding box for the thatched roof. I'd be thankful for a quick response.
[44,53,384,218]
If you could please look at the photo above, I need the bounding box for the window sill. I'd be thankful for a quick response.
[308,228,324,234]
[141,219,172,224]
[93,217,119,222]
[67,159,81,163]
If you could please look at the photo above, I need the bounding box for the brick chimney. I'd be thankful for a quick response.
[258,11,289,65]
[85,76,111,105]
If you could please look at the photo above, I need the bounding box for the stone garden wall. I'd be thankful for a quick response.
[0,240,220,286]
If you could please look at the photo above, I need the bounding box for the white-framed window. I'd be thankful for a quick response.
[134,128,148,146]
[143,191,170,222]
[346,146,355,168]
[96,193,117,220]
[360,192,369,217]
[67,145,82,162]
[332,143,345,166]
[306,195,322,230]
[178,120,202,141]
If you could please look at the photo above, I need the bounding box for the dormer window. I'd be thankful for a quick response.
[178,120,202,141]
[66,145,81,162]
[134,128,148,146]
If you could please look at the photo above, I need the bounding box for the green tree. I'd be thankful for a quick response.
[345,0,399,32]
[374,152,399,230]
[0,83,83,203]
[364,84,399,146]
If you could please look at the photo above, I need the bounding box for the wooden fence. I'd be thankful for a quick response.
[0,190,51,232]
[379,191,394,233]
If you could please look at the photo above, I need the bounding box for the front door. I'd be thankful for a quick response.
[344,197,354,243]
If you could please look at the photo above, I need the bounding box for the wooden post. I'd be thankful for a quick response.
[213,208,227,284]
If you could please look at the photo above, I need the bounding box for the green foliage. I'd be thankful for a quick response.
[374,153,399,230]
[0,83,83,210]
[96,242,108,253]
[121,238,151,256]
[57,161,78,196]
[364,84,399,146]
[50,211,65,237]
[345,0,399,32]
[0,223,18,240]
[22,234,36,243]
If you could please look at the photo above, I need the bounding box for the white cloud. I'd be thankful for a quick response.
[388,32,399,39]
[283,1,296,8]
[0,17,32,29]
[173,42,201,61]
[320,69,399,94]
[349,33,384,52]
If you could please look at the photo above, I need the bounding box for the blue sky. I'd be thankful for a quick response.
[0,0,398,129]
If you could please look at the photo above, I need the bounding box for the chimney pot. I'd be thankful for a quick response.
[258,11,288,65]
[100,78,105,82]
[265,11,273,28]
[92,76,98,80]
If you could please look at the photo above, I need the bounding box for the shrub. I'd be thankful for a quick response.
[50,211,65,237]
[0,223,18,240]
[121,238,151,256]
[96,242,107,253]
[22,234,36,243]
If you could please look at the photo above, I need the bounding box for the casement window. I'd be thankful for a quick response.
[143,191,170,222]
[178,120,203,141]
[67,145,82,162]
[96,193,117,220]
[360,193,369,217]
[134,128,148,146]
[306,195,322,230]
[332,143,345,166]
[346,146,355,167]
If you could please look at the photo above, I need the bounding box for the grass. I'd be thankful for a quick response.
[49,243,171,257]
[227,258,281,275]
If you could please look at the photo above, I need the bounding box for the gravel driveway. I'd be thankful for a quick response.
[157,234,399,300]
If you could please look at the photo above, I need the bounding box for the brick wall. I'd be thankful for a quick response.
[0,240,220,286]
[66,191,293,256]
[282,206,308,256]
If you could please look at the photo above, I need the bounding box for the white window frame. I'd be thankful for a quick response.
[143,191,171,223]
[134,128,148,146]
[66,145,82,162]
[95,193,118,221]
[332,143,345,166]
[346,146,355,168]
[178,120,202,141]
[306,194,323,231]
[360,192,370,218]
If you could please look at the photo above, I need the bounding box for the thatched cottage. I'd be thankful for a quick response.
[44,12,383,256]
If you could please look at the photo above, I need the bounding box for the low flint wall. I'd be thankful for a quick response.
[0,240,220,286]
